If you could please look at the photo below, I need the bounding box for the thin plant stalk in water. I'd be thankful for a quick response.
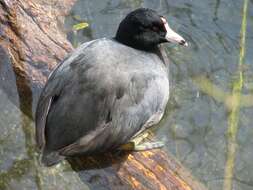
[223,0,248,190]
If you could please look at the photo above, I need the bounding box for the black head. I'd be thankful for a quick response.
[115,8,188,51]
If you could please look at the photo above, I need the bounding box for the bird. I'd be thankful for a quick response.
[35,8,188,166]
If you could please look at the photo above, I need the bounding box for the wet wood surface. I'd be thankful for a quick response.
[0,0,207,189]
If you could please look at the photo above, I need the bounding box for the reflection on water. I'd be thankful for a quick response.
[1,0,253,190]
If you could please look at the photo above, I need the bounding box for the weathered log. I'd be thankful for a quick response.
[0,0,207,189]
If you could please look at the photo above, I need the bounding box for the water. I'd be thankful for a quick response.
[1,0,253,189]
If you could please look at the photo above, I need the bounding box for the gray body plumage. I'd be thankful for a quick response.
[36,38,169,165]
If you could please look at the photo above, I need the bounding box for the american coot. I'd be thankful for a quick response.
[36,8,188,166]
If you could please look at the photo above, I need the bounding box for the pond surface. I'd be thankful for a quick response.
[1,0,253,190]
